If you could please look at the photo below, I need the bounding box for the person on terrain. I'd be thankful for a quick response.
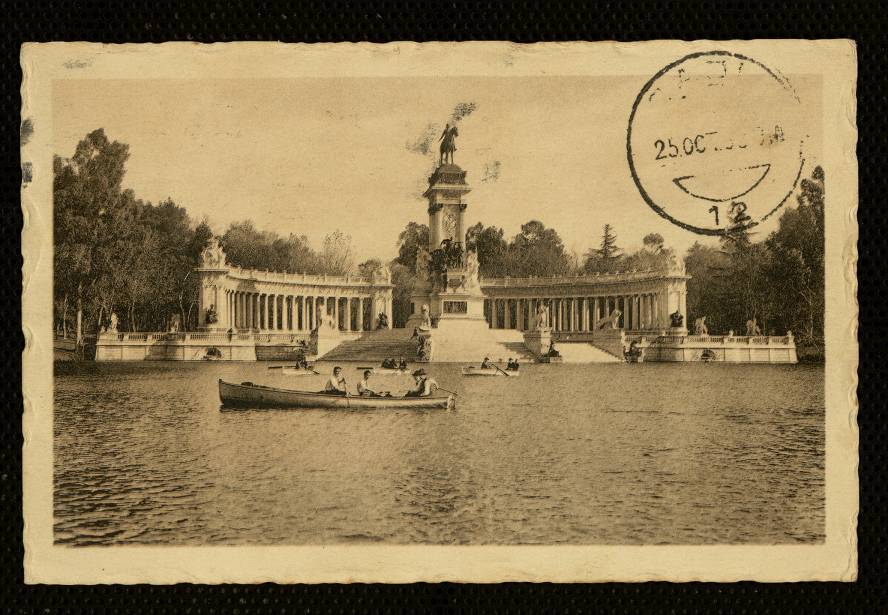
[547,341,561,358]
[322,366,347,395]
[404,369,439,398]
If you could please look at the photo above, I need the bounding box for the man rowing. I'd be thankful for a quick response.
[480,356,491,369]
[404,368,439,398]
[322,366,347,395]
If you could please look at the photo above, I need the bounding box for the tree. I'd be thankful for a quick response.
[465,222,509,276]
[53,129,132,342]
[357,258,383,278]
[584,224,623,273]
[508,220,571,277]
[55,130,221,339]
[320,230,354,276]
[394,221,429,271]
[764,166,825,350]
[642,233,664,252]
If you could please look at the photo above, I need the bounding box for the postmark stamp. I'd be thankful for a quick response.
[627,51,806,236]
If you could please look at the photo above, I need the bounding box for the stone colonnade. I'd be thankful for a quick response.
[480,271,689,333]
[197,266,394,333]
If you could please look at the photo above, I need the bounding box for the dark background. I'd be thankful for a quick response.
[5,2,879,613]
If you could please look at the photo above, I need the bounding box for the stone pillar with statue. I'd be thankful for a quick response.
[196,238,231,331]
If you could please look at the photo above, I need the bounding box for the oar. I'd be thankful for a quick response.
[436,386,459,397]
[493,364,510,377]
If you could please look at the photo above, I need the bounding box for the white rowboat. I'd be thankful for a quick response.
[219,380,453,410]
[460,366,519,377]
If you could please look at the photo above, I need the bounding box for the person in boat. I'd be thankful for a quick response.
[480,356,491,369]
[381,357,396,369]
[506,358,519,371]
[357,370,389,397]
[398,356,408,370]
[322,366,348,395]
[404,368,439,397]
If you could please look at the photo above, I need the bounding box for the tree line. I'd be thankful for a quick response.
[684,167,825,357]
[54,129,365,341]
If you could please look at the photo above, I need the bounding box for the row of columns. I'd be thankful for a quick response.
[484,293,673,332]
[225,291,391,332]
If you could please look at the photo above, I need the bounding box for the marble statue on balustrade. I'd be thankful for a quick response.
[595,309,622,330]
[200,238,227,268]
[205,304,218,325]
[102,312,119,334]
[694,316,708,335]
[168,313,181,333]
[370,262,392,284]
[417,304,432,332]
[533,303,551,332]
[745,317,762,336]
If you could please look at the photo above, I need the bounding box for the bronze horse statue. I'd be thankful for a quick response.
[439,124,458,165]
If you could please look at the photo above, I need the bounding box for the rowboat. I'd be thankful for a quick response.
[218,379,453,410]
[460,366,519,377]
[267,366,317,376]
[355,367,410,376]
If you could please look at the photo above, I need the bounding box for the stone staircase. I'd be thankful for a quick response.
[319,329,419,362]
[556,342,623,363]
[429,326,536,363]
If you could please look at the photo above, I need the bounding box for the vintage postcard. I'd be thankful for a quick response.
[22,41,857,583]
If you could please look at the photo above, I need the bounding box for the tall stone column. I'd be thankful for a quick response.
[503,299,512,329]
[645,294,651,328]
[385,296,393,329]
[272,294,277,330]
[369,294,378,330]
[357,298,364,332]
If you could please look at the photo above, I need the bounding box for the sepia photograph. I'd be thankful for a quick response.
[21,41,858,583]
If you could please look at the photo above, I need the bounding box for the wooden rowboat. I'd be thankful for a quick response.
[460,366,519,377]
[267,366,317,376]
[355,367,410,376]
[218,379,453,410]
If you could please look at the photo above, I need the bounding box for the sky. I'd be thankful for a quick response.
[53,75,821,263]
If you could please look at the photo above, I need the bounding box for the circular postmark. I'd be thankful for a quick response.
[627,51,805,236]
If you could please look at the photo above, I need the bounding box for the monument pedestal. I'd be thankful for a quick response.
[523,328,552,359]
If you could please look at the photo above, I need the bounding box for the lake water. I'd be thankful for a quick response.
[54,361,824,546]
